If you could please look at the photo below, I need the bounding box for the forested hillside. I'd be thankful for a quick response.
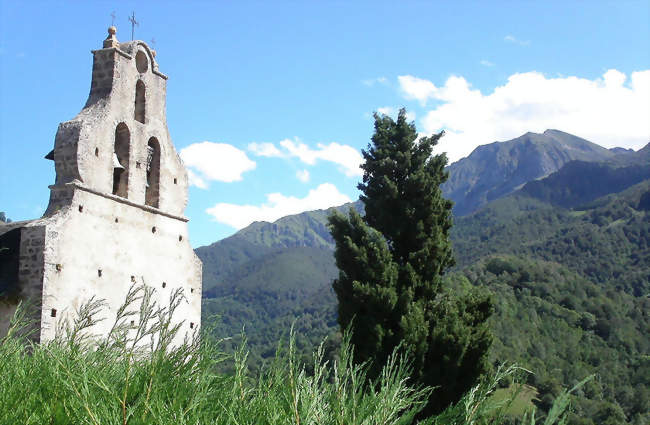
[459,257,649,424]
[196,201,362,297]
[195,140,650,423]
[197,203,362,367]
[519,160,650,209]
[452,180,650,296]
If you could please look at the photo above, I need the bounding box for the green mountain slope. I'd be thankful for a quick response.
[201,246,339,367]
[196,203,362,367]
[194,140,649,423]
[442,130,615,216]
[452,179,650,296]
[519,160,650,209]
[460,256,649,423]
[196,202,362,297]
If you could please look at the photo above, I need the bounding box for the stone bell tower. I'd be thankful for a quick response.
[0,27,202,344]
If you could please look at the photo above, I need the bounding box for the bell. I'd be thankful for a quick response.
[113,153,124,169]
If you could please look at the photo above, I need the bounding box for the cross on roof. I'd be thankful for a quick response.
[128,11,139,40]
[110,11,116,26]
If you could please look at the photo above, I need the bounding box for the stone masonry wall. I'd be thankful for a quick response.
[1,29,202,347]
[39,187,201,346]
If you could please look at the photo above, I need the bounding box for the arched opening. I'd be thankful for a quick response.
[112,123,130,197]
[135,51,148,73]
[134,80,145,123]
[145,137,160,208]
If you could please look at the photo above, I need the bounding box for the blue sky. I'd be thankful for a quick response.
[1,1,649,247]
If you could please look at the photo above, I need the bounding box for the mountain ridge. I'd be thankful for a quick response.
[196,131,648,299]
[442,129,617,215]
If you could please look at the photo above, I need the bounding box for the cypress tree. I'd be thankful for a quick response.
[328,109,493,414]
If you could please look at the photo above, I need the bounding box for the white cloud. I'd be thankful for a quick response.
[281,138,363,177]
[248,142,283,157]
[480,59,495,67]
[180,142,256,187]
[296,169,310,182]
[397,69,650,163]
[248,138,363,177]
[362,76,388,86]
[186,169,208,189]
[206,183,351,229]
[504,35,530,46]
[397,75,439,106]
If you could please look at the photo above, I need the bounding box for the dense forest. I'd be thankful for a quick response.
[197,172,650,424]
[461,256,648,424]
[452,180,650,296]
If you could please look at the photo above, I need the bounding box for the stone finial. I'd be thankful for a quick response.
[103,26,120,48]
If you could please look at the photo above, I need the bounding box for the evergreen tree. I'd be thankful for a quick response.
[328,109,493,414]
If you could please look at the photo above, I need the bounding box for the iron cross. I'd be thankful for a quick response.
[128,11,139,40]
[110,11,116,26]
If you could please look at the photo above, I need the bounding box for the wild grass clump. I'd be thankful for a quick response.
[0,286,585,424]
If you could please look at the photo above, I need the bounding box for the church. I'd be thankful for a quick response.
[0,26,202,345]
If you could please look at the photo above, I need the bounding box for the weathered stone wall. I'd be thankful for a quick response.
[40,187,201,345]
[51,37,187,216]
[1,28,203,346]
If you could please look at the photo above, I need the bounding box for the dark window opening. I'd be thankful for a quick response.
[190,322,194,329]
[135,51,148,73]
[134,80,145,123]
[162,282,167,288]
[145,137,160,208]
[51,309,57,317]
[95,147,99,157]
[0,229,22,298]
[112,123,130,198]
[151,226,156,233]
[98,269,102,277]
[78,205,83,213]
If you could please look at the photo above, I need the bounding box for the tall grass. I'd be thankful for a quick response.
[0,286,585,424]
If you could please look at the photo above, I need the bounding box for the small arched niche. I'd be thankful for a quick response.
[135,50,148,73]
[112,123,130,198]
[145,137,160,208]
[134,80,145,124]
